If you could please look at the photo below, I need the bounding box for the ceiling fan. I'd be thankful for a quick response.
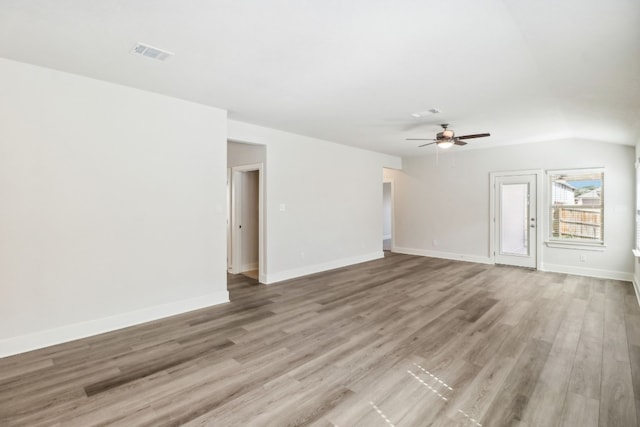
[407,124,490,148]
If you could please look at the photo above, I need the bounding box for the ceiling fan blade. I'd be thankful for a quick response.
[454,139,467,146]
[418,142,436,147]
[457,133,490,140]
[406,138,436,141]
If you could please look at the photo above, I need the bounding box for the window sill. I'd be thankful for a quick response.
[632,249,640,258]
[545,241,606,251]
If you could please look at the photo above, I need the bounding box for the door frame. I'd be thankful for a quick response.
[229,163,265,282]
[489,169,543,270]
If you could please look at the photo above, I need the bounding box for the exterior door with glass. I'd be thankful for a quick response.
[495,174,537,268]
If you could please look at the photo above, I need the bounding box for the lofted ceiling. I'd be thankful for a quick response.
[1,0,639,157]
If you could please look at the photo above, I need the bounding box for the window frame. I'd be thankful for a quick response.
[546,167,605,249]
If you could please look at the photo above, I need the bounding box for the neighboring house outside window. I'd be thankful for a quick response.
[548,169,604,244]
[551,180,575,205]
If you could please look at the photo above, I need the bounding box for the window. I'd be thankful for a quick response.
[548,169,604,245]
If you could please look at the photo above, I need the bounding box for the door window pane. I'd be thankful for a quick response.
[500,183,528,255]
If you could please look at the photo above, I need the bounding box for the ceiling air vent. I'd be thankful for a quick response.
[130,43,174,61]
[410,108,441,118]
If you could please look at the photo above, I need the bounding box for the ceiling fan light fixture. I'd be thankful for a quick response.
[408,123,490,149]
[437,140,454,149]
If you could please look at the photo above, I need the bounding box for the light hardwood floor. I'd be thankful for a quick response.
[1,253,639,426]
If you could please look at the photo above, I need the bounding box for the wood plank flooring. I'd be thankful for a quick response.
[1,253,639,426]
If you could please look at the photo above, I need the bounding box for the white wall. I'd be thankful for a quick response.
[228,120,402,283]
[228,141,266,167]
[0,58,229,356]
[389,139,634,280]
[0,60,403,355]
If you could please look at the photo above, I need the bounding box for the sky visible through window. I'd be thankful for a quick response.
[568,179,601,188]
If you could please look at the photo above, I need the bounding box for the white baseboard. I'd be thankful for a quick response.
[265,251,384,284]
[392,247,634,282]
[541,263,633,282]
[0,290,229,358]
[392,246,493,265]
[241,262,258,272]
[383,234,391,240]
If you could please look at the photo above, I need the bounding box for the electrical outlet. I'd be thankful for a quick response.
[432,239,438,247]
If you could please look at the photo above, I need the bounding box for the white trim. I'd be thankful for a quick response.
[0,291,230,358]
[489,169,544,270]
[541,262,633,281]
[265,252,384,284]
[546,167,605,176]
[392,247,634,282]
[240,262,259,272]
[383,234,392,240]
[545,241,606,251]
[393,246,493,265]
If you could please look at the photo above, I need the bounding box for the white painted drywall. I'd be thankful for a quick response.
[0,58,229,356]
[389,139,634,279]
[228,120,402,283]
[228,141,266,167]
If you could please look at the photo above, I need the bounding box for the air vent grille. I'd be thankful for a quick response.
[130,43,174,61]
[410,108,441,118]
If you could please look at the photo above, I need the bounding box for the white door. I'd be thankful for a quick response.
[495,174,537,268]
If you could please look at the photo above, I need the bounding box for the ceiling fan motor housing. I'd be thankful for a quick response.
[436,129,455,140]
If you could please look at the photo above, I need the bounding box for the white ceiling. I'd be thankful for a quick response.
[1,0,639,156]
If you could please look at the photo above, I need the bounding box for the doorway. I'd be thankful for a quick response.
[490,171,542,269]
[383,181,393,251]
[229,163,264,282]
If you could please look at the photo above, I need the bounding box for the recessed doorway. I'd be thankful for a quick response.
[229,163,264,282]
[383,181,394,251]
